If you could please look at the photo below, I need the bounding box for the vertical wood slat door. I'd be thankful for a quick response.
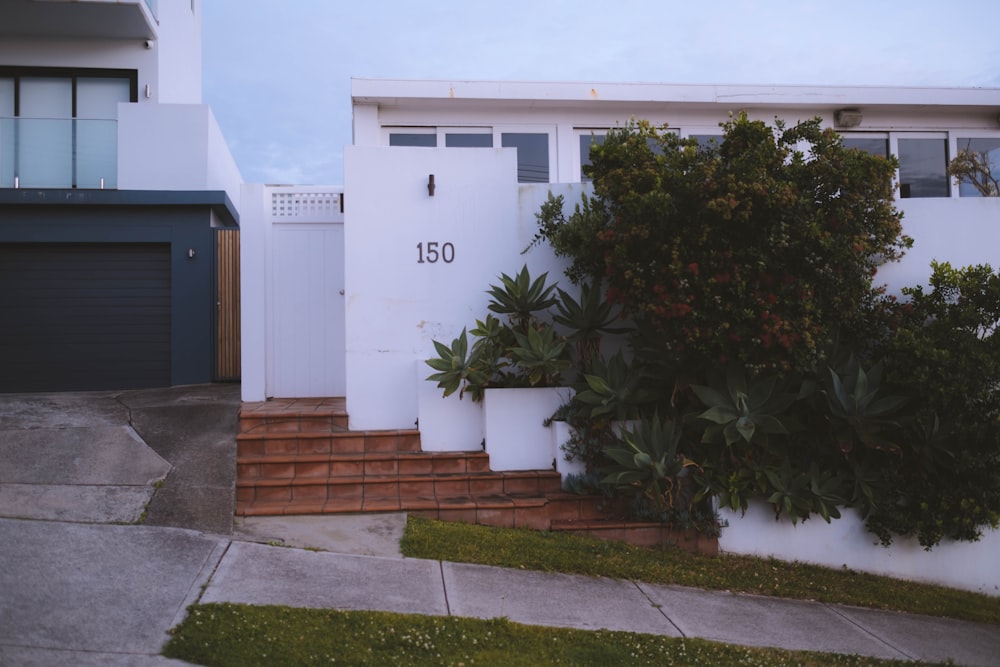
[216,229,241,380]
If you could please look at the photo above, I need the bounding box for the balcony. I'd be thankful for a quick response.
[0,117,117,189]
[0,0,157,40]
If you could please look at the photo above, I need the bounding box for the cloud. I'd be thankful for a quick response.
[203,0,1000,185]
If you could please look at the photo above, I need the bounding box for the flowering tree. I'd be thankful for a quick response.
[536,114,911,376]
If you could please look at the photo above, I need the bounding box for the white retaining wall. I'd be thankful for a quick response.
[719,502,1000,596]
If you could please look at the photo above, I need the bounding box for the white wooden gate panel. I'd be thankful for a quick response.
[267,189,345,397]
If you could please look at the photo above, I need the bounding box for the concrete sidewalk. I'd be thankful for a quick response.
[2,517,999,666]
[1,385,999,666]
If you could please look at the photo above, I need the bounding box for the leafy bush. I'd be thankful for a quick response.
[600,415,697,520]
[869,262,1000,546]
[527,116,1000,547]
[535,115,910,376]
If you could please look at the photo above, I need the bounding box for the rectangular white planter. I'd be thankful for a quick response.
[483,387,572,471]
[415,362,484,451]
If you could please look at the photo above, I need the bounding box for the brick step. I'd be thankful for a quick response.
[236,491,609,531]
[550,518,719,556]
[239,397,349,434]
[235,398,716,555]
[237,429,422,457]
[237,450,492,481]
[237,469,564,505]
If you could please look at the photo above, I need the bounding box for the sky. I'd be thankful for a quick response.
[201,0,1000,186]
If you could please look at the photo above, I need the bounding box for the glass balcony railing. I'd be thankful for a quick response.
[0,118,117,189]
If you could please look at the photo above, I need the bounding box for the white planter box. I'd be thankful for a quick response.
[415,362,483,451]
[483,387,572,471]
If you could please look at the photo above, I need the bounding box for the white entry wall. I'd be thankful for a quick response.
[343,146,579,436]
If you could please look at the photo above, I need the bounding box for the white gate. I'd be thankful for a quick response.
[267,188,346,397]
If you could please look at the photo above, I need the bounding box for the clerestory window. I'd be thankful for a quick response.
[386,125,552,183]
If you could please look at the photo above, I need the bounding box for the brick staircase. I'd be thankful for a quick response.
[236,398,717,555]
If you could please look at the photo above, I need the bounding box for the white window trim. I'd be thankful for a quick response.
[891,132,950,200]
[950,131,1000,197]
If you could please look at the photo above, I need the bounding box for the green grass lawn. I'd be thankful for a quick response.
[164,603,951,667]
[400,516,1000,625]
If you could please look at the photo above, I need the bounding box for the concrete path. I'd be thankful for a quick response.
[3,516,999,667]
[1,386,998,666]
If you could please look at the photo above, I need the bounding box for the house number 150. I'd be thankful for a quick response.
[417,241,455,264]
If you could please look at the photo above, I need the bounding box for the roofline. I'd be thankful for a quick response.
[0,189,240,227]
[351,78,1000,110]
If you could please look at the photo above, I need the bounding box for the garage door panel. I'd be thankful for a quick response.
[0,243,172,392]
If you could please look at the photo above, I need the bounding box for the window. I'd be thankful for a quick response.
[0,67,136,189]
[842,136,889,158]
[578,131,605,181]
[389,131,435,147]
[385,126,552,183]
[445,131,492,148]
[954,137,1000,197]
[842,133,951,199]
[689,133,723,148]
[499,133,548,183]
[897,137,949,198]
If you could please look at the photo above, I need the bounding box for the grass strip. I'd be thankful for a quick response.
[401,516,1000,625]
[164,603,949,667]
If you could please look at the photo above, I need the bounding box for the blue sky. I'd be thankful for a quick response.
[202,0,1000,186]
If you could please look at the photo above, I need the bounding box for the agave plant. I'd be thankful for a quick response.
[824,355,909,455]
[600,415,699,519]
[553,282,629,366]
[425,328,487,400]
[509,322,571,387]
[486,264,558,332]
[690,366,798,447]
[573,350,655,424]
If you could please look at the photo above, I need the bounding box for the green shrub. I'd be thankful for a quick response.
[535,115,910,377]
[870,262,1000,546]
[528,116,1000,547]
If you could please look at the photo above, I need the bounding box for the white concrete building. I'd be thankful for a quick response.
[0,0,242,391]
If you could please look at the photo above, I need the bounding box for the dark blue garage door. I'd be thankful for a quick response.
[0,243,171,392]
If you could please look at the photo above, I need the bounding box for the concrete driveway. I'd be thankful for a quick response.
[0,383,241,532]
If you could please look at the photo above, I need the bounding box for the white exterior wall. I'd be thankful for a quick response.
[343,145,580,435]
[0,1,202,104]
[155,0,202,103]
[117,103,241,202]
[0,36,160,102]
[881,199,1000,288]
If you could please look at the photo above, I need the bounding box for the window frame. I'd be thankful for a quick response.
[841,131,955,200]
[892,132,951,200]
[0,66,139,116]
[575,128,607,182]
[382,124,556,183]
[950,131,1000,197]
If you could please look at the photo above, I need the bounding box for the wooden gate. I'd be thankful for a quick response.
[216,229,240,380]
